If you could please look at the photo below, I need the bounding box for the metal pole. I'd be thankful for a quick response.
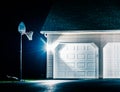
[20,34,22,81]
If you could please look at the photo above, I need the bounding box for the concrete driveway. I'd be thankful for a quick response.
[0,79,120,92]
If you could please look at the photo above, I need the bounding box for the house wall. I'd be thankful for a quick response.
[47,34,120,79]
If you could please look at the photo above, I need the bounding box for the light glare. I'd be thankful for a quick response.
[47,44,54,52]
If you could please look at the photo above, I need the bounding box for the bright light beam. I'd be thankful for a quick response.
[40,37,55,52]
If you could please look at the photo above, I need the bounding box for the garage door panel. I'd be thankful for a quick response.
[77,62,85,69]
[67,45,75,50]
[118,54,120,58]
[67,54,75,59]
[67,71,75,77]
[57,71,66,78]
[54,43,99,78]
[67,62,75,68]
[77,45,86,50]
[77,54,85,59]
[103,43,120,78]
[56,66,66,71]
[87,62,95,67]
[87,45,94,51]
[76,71,85,78]
[87,54,95,59]
[86,60,95,62]
[87,71,96,77]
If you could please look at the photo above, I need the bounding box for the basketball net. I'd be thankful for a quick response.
[25,31,33,40]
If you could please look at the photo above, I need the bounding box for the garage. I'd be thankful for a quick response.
[103,42,120,78]
[54,43,99,78]
[41,30,120,79]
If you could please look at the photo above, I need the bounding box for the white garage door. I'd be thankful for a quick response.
[103,42,120,78]
[54,43,99,78]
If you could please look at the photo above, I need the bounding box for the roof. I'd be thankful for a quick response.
[41,0,120,32]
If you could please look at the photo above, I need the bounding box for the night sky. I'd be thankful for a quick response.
[0,0,54,79]
[1,0,120,80]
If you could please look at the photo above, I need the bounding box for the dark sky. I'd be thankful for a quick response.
[1,0,120,80]
[0,0,54,79]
